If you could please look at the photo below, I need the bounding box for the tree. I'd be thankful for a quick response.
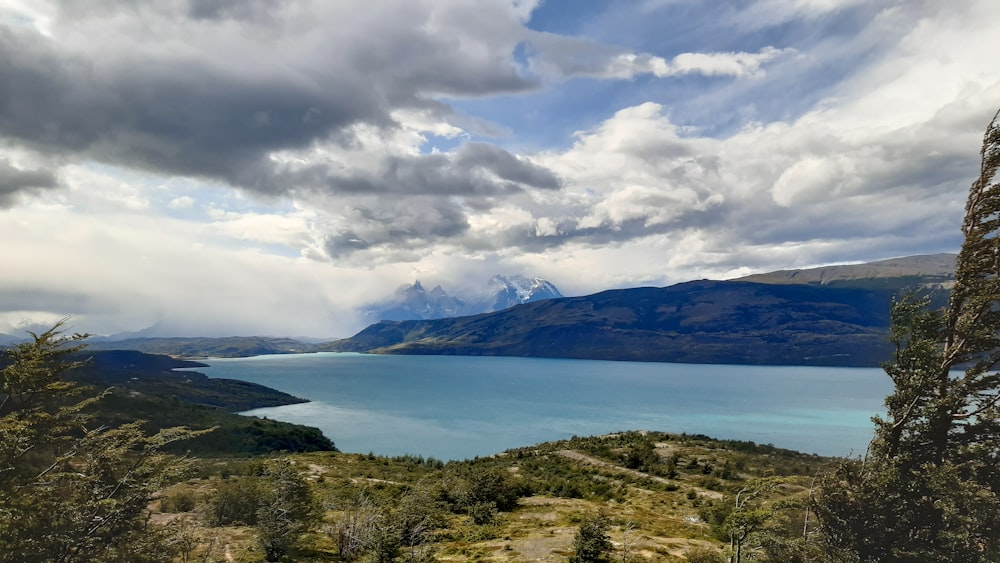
[255,459,321,561]
[815,109,1000,561]
[0,322,199,562]
[570,512,612,563]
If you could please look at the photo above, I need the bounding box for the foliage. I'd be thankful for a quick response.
[0,322,199,562]
[457,465,522,511]
[683,546,726,563]
[209,475,266,526]
[78,367,335,456]
[326,485,444,563]
[570,512,612,563]
[815,109,1000,561]
[255,459,321,561]
[160,490,198,513]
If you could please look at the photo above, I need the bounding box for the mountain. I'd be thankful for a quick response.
[473,274,564,312]
[327,280,896,366]
[362,281,466,322]
[363,275,564,321]
[328,254,958,367]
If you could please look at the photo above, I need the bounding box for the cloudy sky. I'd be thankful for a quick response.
[2,0,998,338]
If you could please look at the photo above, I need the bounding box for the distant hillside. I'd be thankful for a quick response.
[85,336,313,358]
[326,280,899,367]
[737,253,956,289]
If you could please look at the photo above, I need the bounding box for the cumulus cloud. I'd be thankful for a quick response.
[0,0,547,201]
[2,0,999,336]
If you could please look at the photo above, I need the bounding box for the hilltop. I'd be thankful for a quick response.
[150,431,828,562]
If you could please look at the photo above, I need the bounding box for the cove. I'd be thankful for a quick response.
[197,353,891,461]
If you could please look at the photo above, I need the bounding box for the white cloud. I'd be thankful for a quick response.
[525,31,791,81]
[167,195,194,209]
[605,47,793,80]
[3,0,1000,337]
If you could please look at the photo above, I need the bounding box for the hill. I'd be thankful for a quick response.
[84,336,313,358]
[66,349,336,455]
[149,430,829,562]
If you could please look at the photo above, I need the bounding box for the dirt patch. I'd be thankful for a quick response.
[507,527,575,561]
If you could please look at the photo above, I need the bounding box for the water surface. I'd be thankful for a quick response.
[197,353,890,460]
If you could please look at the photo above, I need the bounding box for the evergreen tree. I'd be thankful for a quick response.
[0,322,199,562]
[815,109,1000,561]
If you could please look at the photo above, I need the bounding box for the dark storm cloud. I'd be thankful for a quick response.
[322,198,471,258]
[0,159,59,207]
[283,142,560,197]
[0,2,552,201]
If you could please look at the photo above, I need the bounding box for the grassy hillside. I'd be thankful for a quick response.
[151,431,829,562]
[736,253,955,289]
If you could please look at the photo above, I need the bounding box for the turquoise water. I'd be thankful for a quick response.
[197,353,891,460]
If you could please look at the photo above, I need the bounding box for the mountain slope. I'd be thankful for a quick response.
[737,253,956,289]
[327,280,897,366]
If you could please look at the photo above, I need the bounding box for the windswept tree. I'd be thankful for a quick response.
[815,109,1000,561]
[0,322,200,563]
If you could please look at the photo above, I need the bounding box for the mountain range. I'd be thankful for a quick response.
[362,274,564,322]
[327,253,957,367]
[3,254,958,367]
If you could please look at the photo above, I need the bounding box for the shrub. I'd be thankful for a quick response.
[161,490,198,513]
[209,477,265,526]
[570,513,612,563]
[683,546,726,563]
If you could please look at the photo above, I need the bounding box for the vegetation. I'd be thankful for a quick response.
[569,512,612,563]
[814,109,1000,561]
[0,323,202,562]
[52,348,337,455]
[153,431,828,561]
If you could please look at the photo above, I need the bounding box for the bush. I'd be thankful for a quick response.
[161,490,198,513]
[468,501,498,525]
[683,546,726,563]
[209,477,265,526]
[570,513,612,563]
[459,467,521,512]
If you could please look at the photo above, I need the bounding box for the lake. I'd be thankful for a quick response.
[197,353,891,461]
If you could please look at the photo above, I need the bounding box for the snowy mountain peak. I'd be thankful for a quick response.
[363,275,563,322]
[484,275,563,312]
